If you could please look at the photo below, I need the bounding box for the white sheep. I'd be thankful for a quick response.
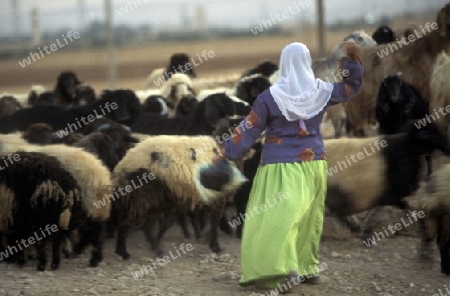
[113,135,247,259]
[429,50,450,134]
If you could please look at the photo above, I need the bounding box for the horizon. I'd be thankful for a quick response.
[0,0,446,38]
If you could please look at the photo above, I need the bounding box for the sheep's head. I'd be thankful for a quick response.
[97,123,139,160]
[437,3,450,38]
[176,95,198,116]
[371,26,395,45]
[343,31,377,47]
[142,95,169,115]
[55,71,81,104]
[235,74,271,105]
[204,93,236,129]
[241,60,279,78]
[99,89,142,123]
[169,83,196,106]
[167,53,197,78]
[0,96,21,118]
[74,84,96,106]
[382,73,404,103]
[22,123,54,145]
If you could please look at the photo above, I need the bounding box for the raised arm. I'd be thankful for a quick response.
[220,96,269,161]
[328,43,364,105]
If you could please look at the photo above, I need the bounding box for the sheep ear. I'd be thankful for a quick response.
[97,123,111,132]
[121,124,131,132]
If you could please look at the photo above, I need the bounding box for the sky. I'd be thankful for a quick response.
[0,0,447,37]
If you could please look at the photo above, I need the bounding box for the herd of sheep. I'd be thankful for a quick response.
[1,3,450,278]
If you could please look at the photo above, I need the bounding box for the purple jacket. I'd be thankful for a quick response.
[223,60,364,165]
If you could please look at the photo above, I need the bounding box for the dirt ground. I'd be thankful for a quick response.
[0,33,352,94]
[0,208,447,296]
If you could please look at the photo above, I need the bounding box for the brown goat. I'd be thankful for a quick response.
[345,3,450,136]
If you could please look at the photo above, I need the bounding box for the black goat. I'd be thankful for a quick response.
[0,89,142,134]
[241,60,278,79]
[372,25,395,44]
[376,73,433,177]
[54,71,81,105]
[235,74,272,106]
[126,93,235,136]
[142,95,171,116]
[0,151,80,271]
[73,84,96,106]
[0,96,21,118]
[28,91,58,107]
[72,133,120,172]
[164,53,197,79]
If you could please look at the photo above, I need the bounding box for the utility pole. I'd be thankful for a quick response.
[11,0,20,40]
[78,0,86,32]
[317,0,325,57]
[104,0,117,89]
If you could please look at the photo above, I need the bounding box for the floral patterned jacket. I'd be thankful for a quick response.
[223,60,364,165]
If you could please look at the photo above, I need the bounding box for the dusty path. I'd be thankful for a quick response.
[0,208,447,296]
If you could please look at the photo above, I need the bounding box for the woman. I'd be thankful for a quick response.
[214,41,364,293]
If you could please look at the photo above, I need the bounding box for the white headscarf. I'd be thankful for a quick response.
[270,42,334,121]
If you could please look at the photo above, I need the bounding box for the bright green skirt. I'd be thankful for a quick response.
[239,160,328,289]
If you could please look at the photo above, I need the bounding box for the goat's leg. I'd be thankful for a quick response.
[51,232,65,270]
[189,210,202,240]
[115,224,131,260]
[144,215,164,257]
[35,240,47,271]
[440,239,450,275]
[420,218,433,262]
[219,214,233,235]
[88,221,104,267]
[209,211,222,253]
[177,213,191,239]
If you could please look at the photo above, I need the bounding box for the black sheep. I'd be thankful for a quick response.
[28,91,58,107]
[175,95,199,116]
[0,89,142,134]
[0,96,21,118]
[22,123,55,145]
[73,84,96,106]
[72,132,120,172]
[235,74,272,106]
[126,93,235,136]
[142,95,172,116]
[76,117,139,160]
[54,71,81,105]
[372,25,395,44]
[164,53,197,79]
[0,151,80,271]
[376,73,432,177]
[241,60,278,79]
